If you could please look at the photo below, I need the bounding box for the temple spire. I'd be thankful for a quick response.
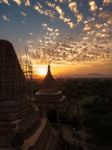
[47,65,51,75]
[42,65,56,90]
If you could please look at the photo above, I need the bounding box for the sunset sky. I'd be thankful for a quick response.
[0,0,112,76]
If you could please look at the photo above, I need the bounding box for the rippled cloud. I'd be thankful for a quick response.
[0,0,112,68]
[0,0,112,29]
[20,23,112,66]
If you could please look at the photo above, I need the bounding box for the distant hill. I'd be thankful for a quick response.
[88,73,104,76]
[88,73,112,77]
[61,74,112,79]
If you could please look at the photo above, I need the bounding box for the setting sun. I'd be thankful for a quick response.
[37,65,47,76]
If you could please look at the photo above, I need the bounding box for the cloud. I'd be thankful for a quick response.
[0,0,111,75]
[24,22,112,66]
[21,11,26,16]
[55,0,65,2]
[45,1,56,8]
[0,0,111,31]
[25,0,30,6]
[34,2,55,19]
[103,0,112,5]
[55,5,65,19]
[13,0,21,5]
[29,32,33,35]
[68,1,83,23]
[2,0,9,5]
[41,23,60,44]
[55,5,76,28]
[69,2,78,13]
[89,0,97,12]
[34,4,43,14]
[2,15,10,21]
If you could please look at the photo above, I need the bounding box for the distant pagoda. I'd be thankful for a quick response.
[0,40,53,150]
[35,65,67,114]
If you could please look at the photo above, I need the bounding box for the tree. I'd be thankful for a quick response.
[82,97,112,146]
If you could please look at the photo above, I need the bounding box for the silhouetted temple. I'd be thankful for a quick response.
[35,65,67,114]
[0,40,53,150]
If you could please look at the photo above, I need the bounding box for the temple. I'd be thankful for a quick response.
[0,40,53,150]
[35,65,68,114]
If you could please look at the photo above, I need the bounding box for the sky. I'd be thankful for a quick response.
[0,0,112,76]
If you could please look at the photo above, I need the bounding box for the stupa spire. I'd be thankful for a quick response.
[47,65,51,75]
[42,65,56,90]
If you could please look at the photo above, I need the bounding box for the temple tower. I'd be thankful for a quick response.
[35,65,67,114]
[0,40,53,150]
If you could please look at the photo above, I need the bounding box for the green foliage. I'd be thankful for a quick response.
[82,97,112,145]
[59,111,70,123]
[62,78,112,100]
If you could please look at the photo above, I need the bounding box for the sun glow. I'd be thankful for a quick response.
[37,65,47,76]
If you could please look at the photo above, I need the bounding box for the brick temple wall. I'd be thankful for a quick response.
[0,40,40,148]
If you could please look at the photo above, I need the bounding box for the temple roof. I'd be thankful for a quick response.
[41,65,56,90]
[0,40,40,147]
[0,39,26,100]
